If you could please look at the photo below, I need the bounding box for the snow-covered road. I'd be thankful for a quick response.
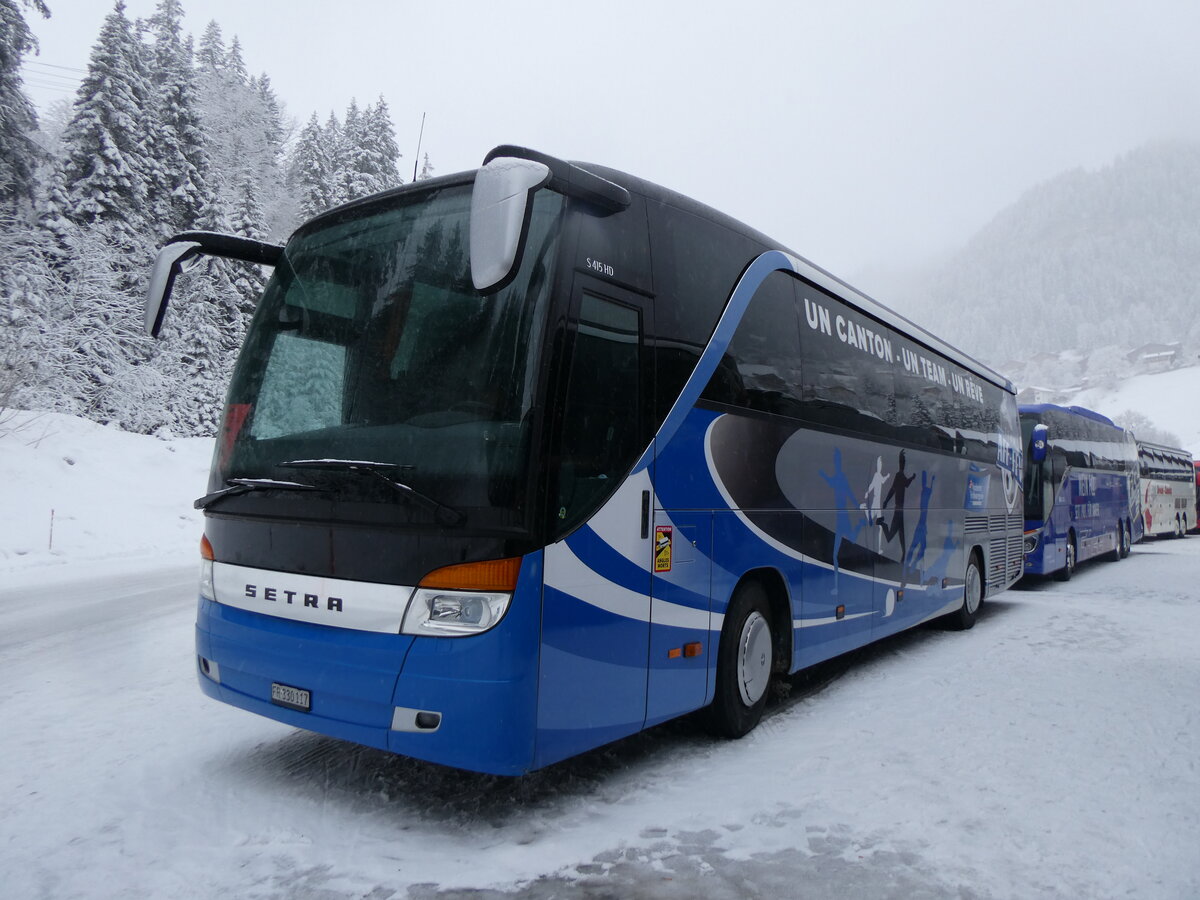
[2,542,1198,899]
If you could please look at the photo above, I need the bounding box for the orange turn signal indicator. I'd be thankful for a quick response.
[418,556,522,592]
[683,642,702,658]
[200,534,214,561]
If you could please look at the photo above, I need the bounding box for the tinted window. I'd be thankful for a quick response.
[796,282,896,438]
[701,271,803,416]
[554,293,643,534]
[649,203,763,425]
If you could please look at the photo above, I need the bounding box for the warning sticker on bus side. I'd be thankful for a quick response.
[654,525,673,572]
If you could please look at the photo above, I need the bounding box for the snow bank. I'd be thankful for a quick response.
[0,410,212,585]
[1070,364,1200,455]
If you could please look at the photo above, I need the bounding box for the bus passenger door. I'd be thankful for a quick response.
[536,279,656,767]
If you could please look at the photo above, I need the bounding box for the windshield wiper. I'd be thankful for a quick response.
[276,459,466,526]
[195,477,323,510]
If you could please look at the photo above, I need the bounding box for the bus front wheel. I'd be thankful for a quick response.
[947,552,983,631]
[705,580,773,739]
[1055,533,1076,582]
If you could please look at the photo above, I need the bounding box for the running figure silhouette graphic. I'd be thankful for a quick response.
[878,450,916,584]
[819,448,867,596]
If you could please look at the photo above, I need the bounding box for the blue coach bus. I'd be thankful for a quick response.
[145,146,1024,775]
[1020,404,1140,579]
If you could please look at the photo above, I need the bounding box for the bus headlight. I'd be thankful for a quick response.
[199,558,215,601]
[401,589,511,636]
[199,535,216,600]
[1023,534,1040,554]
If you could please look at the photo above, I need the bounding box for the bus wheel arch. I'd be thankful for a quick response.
[704,571,789,739]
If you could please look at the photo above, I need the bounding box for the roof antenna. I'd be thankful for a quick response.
[412,112,426,182]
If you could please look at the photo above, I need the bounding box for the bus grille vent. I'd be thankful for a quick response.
[965,516,988,535]
[988,536,1007,589]
[1007,532,1024,581]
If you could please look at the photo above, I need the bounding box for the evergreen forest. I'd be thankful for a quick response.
[0,0,430,435]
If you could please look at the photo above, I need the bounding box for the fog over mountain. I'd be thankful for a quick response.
[884,140,1200,378]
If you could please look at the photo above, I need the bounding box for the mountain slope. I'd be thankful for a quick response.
[894,140,1200,367]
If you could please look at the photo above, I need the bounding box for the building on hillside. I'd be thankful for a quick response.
[1126,342,1182,373]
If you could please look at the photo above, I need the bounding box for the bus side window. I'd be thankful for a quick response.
[554,293,643,532]
[700,271,802,416]
[1051,449,1066,486]
[797,284,895,437]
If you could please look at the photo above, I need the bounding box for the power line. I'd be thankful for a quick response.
[24,60,88,74]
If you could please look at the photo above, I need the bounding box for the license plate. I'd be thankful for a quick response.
[270,682,311,712]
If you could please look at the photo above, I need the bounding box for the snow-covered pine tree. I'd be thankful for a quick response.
[365,96,402,194]
[195,27,294,241]
[146,0,212,237]
[340,98,365,201]
[340,96,403,202]
[230,176,268,320]
[152,196,242,435]
[0,214,59,416]
[0,0,50,214]
[224,35,247,84]
[417,152,435,181]
[45,0,159,253]
[289,111,342,218]
[196,19,224,73]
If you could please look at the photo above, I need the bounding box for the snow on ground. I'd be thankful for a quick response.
[2,409,1200,899]
[1070,364,1200,455]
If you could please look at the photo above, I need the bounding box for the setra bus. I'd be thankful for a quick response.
[1020,404,1140,579]
[144,145,1025,775]
[1137,440,1196,538]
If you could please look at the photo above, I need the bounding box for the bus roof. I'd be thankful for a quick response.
[296,147,1015,395]
[577,157,1015,394]
[1019,403,1120,428]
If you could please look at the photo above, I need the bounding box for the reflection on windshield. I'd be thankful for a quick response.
[216,183,563,529]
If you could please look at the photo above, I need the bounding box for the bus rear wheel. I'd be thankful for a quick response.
[1107,523,1124,562]
[705,580,773,739]
[947,552,983,631]
[1118,521,1131,558]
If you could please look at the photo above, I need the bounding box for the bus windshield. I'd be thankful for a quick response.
[214,182,564,529]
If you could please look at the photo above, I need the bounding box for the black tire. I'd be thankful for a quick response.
[1054,532,1076,582]
[1183,515,1190,537]
[1106,522,1123,562]
[1118,521,1131,558]
[705,580,773,738]
[946,551,983,630]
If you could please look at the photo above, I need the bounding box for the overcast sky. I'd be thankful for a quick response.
[20,0,1200,291]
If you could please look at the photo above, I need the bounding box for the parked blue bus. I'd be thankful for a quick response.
[1020,404,1140,579]
[145,146,1025,775]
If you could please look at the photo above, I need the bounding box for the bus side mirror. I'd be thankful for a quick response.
[1029,424,1049,463]
[143,240,202,338]
[469,156,551,294]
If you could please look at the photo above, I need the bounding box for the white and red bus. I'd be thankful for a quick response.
[1137,440,1196,538]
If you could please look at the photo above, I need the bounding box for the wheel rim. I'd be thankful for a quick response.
[737,610,772,707]
[965,562,982,615]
